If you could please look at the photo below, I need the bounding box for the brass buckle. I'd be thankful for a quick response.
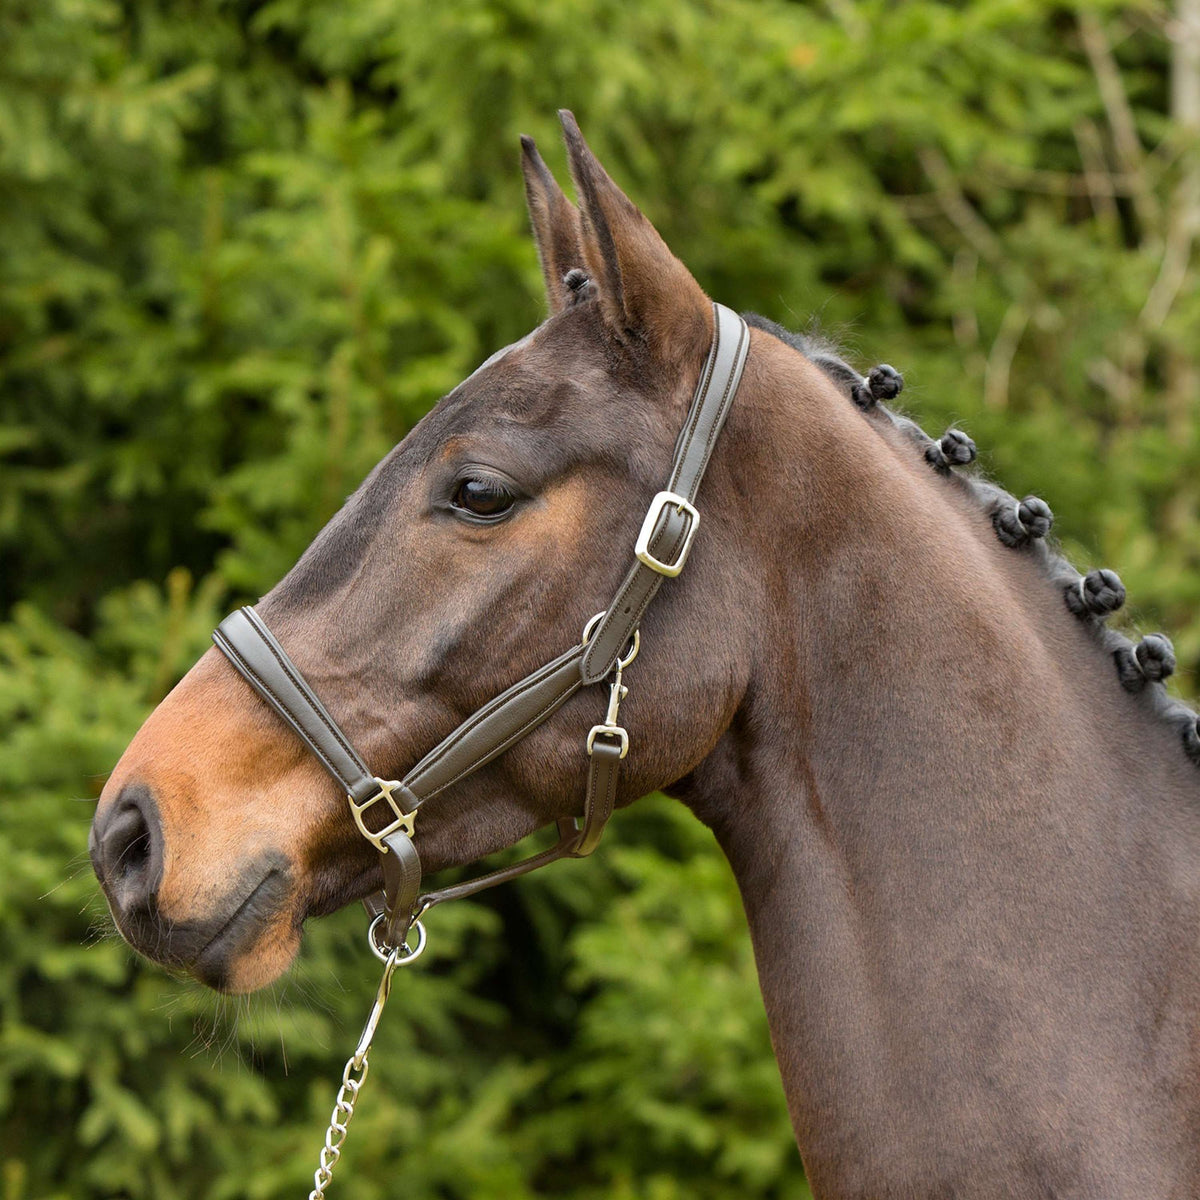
[634,491,699,577]
[586,724,629,759]
[348,778,417,853]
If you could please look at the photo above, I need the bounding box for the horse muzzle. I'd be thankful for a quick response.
[90,780,295,992]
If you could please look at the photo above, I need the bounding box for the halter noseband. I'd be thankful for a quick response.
[212,302,749,949]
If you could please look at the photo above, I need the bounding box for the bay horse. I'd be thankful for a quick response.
[91,112,1200,1198]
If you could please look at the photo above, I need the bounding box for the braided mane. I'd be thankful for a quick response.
[745,312,1200,770]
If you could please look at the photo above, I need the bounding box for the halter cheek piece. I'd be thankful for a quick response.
[212,302,749,949]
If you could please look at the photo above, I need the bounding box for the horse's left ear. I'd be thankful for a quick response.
[559,110,712,365]
[521,134,586,316]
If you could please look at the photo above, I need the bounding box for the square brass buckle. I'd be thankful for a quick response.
[634,491,699,577]
[348,778,417,853]
[586,724,629,759]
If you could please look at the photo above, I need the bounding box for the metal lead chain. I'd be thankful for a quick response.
[308,1051,370,1200]
[308,919,426,1200]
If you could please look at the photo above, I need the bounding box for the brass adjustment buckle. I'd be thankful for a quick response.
[586,723,628,759]
[635,490,699,577]
[348,778,417,853]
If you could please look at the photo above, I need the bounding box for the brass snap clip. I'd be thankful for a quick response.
[582,613,639,761]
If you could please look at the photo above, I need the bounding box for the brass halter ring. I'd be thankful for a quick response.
[581,611,640,669]
[367,913,427,965]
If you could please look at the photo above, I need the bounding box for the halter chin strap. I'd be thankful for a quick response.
[213,302,749,946]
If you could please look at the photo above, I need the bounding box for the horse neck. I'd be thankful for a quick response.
[675,334,1200,1194]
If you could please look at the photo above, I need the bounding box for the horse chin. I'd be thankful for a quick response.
[200,920,302,994]
[185,867,302,993]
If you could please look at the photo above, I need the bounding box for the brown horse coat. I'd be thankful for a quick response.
[92,114,1200,1198]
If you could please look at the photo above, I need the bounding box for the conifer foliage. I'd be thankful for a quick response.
[2,2,1197,1196]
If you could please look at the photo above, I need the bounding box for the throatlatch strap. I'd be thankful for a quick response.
[580,303,748,684]
[419,819,580,909]
[573,737,622,857]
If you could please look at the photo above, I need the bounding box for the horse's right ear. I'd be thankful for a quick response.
[521,135,586,316]
[558,110,710,368]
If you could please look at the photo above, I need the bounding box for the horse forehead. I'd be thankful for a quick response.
[460,329,537,384]
[441,322,616,428]
[426,334,550,433]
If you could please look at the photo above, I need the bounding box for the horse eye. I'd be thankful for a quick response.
[452,477,516,519]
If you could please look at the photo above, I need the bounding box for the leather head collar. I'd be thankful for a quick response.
[212,302,750,947]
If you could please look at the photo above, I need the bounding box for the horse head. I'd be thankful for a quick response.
[89,114,763,993]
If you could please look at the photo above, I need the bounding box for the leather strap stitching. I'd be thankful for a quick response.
[241,611,370,782]
[404,646,584,794]
[669,317,746,496]
[211,302,750,926]
[214,627,357,790]
[667,309,723,494]
[579,505,689,683]
[573,739,621,857]
[415,676,583,802]
[580,305,747,683]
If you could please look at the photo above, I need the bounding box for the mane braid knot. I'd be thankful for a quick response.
[993,495,1053,547]
[852,363,904,409]
[1114,634,1176,694]
[562,268,595,305]
[925,428,977,471]
[747,315,1200,772]
[1065,568,1126,619]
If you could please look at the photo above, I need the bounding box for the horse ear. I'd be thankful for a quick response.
[558,109,711,363]
[521,135,586,316]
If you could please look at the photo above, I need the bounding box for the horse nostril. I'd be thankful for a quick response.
[110,807,150,878]
[92,784,163,915]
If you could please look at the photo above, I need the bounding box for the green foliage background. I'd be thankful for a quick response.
[3,1,1198,1196]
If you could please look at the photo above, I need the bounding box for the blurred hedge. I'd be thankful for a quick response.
[2,1,1198,1197]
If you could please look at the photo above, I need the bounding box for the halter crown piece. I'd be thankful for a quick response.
[210,302,749,1197]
